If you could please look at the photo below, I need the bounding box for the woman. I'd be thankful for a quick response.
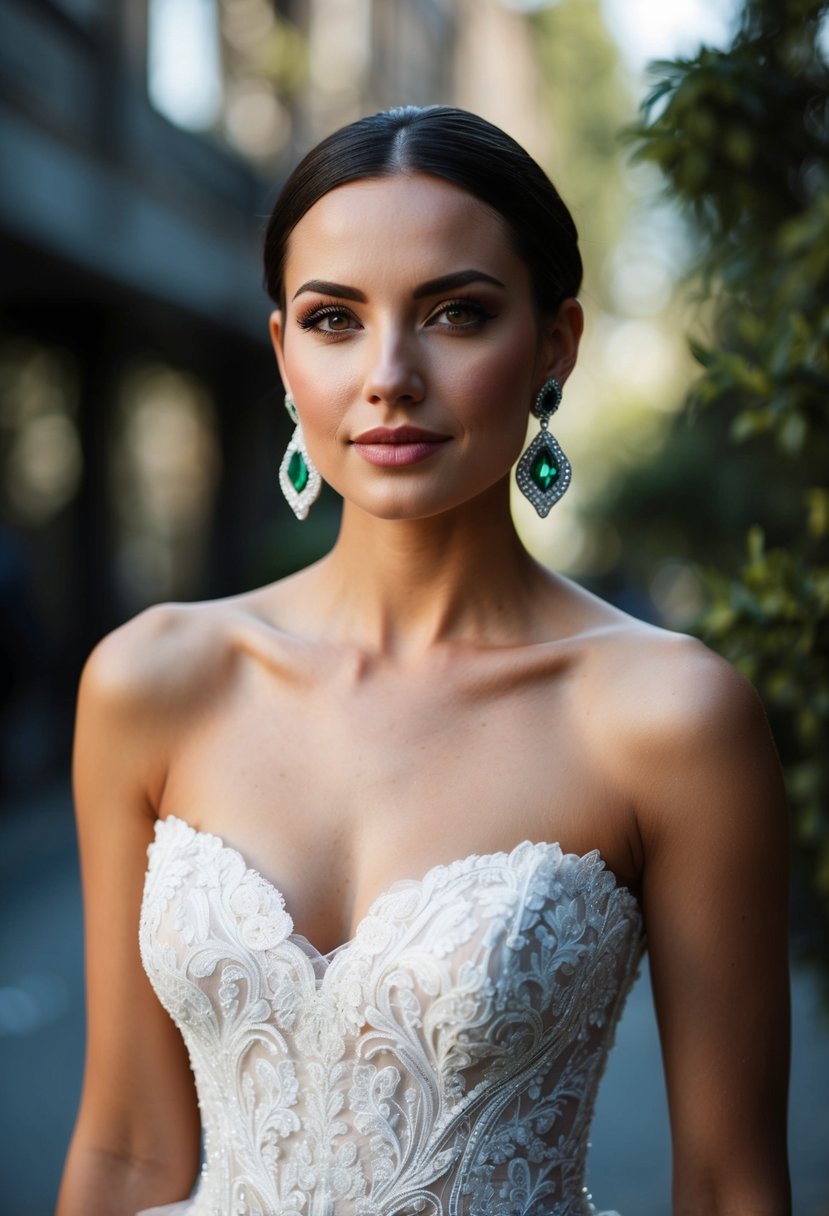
[58,107,790,1216]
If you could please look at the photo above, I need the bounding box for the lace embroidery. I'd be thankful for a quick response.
[139,816,644,1216]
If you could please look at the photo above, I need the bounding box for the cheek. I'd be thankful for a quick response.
[450,328,539,430]
[283,346,354,437]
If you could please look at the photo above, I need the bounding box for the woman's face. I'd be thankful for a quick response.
[270,172,581,521]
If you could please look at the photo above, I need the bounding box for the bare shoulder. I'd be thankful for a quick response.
[76,598,249,814]
[596,619,766,745]
[81,599,232,705]
[576,610,784,850]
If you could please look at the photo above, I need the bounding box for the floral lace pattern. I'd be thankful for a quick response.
[138,816,644,1216]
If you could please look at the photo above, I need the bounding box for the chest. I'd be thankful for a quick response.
[160,648,636,951]
[180,648,603,805]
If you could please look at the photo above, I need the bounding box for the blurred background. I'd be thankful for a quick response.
[1,0,827,1211]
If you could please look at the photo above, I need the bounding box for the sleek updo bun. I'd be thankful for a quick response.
[263,105,582,316]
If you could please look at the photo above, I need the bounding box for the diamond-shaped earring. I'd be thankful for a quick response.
[515,377,572,517]
[279,392,322,521]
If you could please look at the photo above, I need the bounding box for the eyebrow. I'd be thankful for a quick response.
[413,269,506,298]
[291,269,506,303]
[292,280,366,303]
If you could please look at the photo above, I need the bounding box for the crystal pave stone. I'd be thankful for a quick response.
[530,446,559,492]
[288,449,308,493]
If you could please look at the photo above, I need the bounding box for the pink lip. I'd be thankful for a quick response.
[351,426,452,467]
[352,426,451,444]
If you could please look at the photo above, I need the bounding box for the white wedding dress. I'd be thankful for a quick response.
[137,815,645,1216]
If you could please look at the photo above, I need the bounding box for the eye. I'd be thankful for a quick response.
[443,304,477,325]
[319,311,353,332]
[297,305,359,334]
[429,299,494,329]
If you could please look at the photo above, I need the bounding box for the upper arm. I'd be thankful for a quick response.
[623,636,790,1215]
[65,607,201,1192]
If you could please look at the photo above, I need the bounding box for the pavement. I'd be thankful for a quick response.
[1,779,827,1216]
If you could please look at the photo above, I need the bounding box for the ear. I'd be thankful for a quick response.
[269,310,291,395]
[537,298,584,389]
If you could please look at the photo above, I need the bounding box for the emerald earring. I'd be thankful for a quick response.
[515,377,572,517]
[279,392,322,521]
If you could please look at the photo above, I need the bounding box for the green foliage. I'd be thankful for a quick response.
[699,528,829,888]
[628,0,829,945]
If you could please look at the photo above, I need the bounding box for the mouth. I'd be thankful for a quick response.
[350,426,452,468]
[351,426,452,444]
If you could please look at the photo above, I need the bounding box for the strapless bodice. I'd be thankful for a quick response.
[138,815,645,1216]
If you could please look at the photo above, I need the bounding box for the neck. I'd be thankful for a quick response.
[299,480,554,658]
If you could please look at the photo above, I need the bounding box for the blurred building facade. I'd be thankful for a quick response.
[0,0,543,790]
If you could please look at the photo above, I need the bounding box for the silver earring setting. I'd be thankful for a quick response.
[279,391,322,521]
[515,377,572,517]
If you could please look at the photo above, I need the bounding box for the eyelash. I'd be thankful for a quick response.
[296,305,354,333]
[295,298,496,336]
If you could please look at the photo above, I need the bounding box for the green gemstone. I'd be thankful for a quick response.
[288,449,308,493]
[530,447,560,492]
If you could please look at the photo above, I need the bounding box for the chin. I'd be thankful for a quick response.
[334,468,510,522]
[340,485,452,522]
[360,488,497,523]
[364,501,445,522]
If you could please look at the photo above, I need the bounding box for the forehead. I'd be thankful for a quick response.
[282,173,526,295]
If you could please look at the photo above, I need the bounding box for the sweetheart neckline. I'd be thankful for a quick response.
[150,813,642,960]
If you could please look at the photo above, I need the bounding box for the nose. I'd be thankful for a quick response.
[362,326,425,408]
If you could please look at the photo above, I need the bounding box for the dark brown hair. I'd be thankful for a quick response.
[263,106,582,315]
